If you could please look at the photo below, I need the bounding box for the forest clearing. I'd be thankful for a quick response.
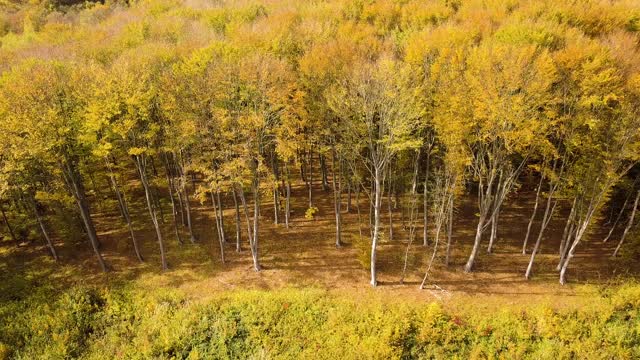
[1,0,640,358]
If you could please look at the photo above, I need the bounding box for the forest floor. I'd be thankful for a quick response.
[1,177,638,312]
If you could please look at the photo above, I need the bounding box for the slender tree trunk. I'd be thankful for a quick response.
[135,155,167,271]
[523,176,544,254]
[31,198,58,261]
[603,192,631,243]
[216,191,226,242]
[64,160,108,272]
[163,156,183,245]
[151,182,165,224]
[285,166,291,229]
[346,179,352,213]
[273,186,280,225]
[320,154,329,191]
[423,151,430,246]
[183,187,196,243]
[487,207,500,254]
[445,195,454,266]
[308,151,313,207]
[332,149,343,248]
[251,169,261,272]
[232,187,242,252]
[613,190,640,257]
[400,150,421,284]
[211,190,225,265]
[1,203,19,247]
[178,161,196,243]
[558,198,577,270]
[559,197,601,285]
[299,151,306,183]
[176,186,186,227]
[370,166,383,287]
[387,167,394,242]
[356,184,363,240]
[107,160,143,261]
[87,169,104,209]
[465,214,486,273]
[237,184,254,250]
[420,189,450,289]
[526,186,558,279]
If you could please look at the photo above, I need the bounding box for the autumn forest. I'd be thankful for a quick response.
[1,0,640,358]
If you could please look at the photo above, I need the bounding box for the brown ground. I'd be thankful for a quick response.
[1,176,638,310]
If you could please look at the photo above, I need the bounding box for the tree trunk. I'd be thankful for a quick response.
[64,159,108,272]
[603,192,631,243]
[31,198,58,261]
[107,160,143,261]
[523,175,544,254]
[356,184,363,240]
[237,184,254,254]
[388,169,394,242]
[216,190,226,242]
[308,151,313,207]
[613,190,640,257]
[464,214,485,273]
[559,197,600,285]
[320,154,329,191]
[445,195,454,266]
[400,149,421,284]
[487,208,499,254]
[526,186,558,279]
[163,155,183,246]
[370,166,383,287]
[232,187,242,252]
[423,151,430,246]
[285,172,291,229]
[135,155,167,271]
[183,187,196,243]
[558,198,577,270]
[251,169,261,272]
[211,190,225,265]
[332,149,343,248]
[273,186,280,225]
[1,203,19,247]
[346,180,352,213]
[420,189,450,289]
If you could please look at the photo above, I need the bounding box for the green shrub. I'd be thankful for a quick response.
[1,283,640,359]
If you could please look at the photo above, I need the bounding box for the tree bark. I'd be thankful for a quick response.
[232,187,242,252]
[31,198,58,261]
[216,190,226,242]
[320,154,329,191]
[603,192,631,243]
[445,195,454,266]
[423,151,430,247]
[613,190,640,257]
[135,155,167,271]
[63,159,108,272]
[163,155,183,245]
[211,190,225,265]
[285,170,291,229]
[251,170,261,272]
[370,166,383,287]
[400,149,421,284]
[332,149,343,247]
[525,188,558,279]
[1,203,19,247]
[107,159,143,261]
[523,175,544,254]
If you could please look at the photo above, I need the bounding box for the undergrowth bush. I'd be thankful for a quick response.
[0,280,639,359]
